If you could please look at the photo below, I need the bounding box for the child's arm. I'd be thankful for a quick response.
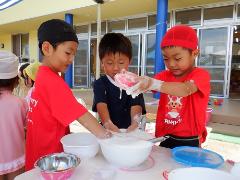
[127,105,142,132]
[127,76,198,97]
[161,81,198,97]
[77,111,111,139]
[96,102,120,132]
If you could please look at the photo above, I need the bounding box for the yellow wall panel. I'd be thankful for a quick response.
[29,30,38,62]
[0,34,12,51]
[0,0,94,25]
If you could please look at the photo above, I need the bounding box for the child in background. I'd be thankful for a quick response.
[13,63,30,98]
[127,25,210,148]
[92,33,146,132]
[23,61,41,105]
[0,51,28,180]
[25,19,111,170]
[23,61,41,88]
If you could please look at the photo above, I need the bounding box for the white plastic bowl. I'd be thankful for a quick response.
[168,167,239,180]
[61,133,99,159]
[99,134,153,168]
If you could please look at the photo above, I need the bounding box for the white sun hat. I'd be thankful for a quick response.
[0,50,19,79]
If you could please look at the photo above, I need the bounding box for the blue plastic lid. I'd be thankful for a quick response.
[171,146,224,169]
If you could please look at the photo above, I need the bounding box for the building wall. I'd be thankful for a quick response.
[0,0,95,25]
[0,34,12,51]
[29,30,38,62]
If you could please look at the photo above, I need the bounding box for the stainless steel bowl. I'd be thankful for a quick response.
[35,152,80,180]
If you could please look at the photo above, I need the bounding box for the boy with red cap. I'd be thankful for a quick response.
[126,25,210,149]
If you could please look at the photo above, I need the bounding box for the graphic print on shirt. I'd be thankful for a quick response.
[164,95,183,125]
[27,87,38,125]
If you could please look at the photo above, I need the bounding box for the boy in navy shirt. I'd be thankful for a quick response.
[92,33,146,132]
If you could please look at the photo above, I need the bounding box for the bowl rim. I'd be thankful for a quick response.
[62,143,99,148]
[34,152,81,173]
[60,133,99,148]
[99,139,153,148]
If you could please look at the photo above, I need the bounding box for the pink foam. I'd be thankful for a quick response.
[114,70,139,90]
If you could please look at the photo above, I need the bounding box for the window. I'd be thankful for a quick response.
[148,13,170,30]
[176,9,201,25]
[12,34,29,63]
[91,22,106,36]
[75,25,89,36]
[74,39,89,87]
[108,20,125,32]
[128,17,147,30]
[237,4,240,19]
[145,33,156,77]
[204,5,233,23]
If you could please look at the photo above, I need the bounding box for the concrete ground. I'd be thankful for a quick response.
[72,89,240,162]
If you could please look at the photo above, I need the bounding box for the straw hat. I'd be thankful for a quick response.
[24,61,41,81]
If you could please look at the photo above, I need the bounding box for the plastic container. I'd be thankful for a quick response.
[213,98,224,106]
[171,146,224,169]
[61,133,99,159]
[98,132,153,168]
[206,107,213,124]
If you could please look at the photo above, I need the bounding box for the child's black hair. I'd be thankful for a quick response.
[39,42,60,55]
[38,19,78,55]
[99,33,132,61]
[19,63,30,79]
[0,76,19,95]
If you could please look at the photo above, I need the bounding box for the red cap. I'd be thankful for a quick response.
[161,25,198,50]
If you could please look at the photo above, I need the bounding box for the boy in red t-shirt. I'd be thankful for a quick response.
[25,19,111,170]
[127,25,210,149]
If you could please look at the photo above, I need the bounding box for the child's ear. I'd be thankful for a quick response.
[42,41,53,56]
[100,61,104,71]
[100,61,104,67]
[192,49,199,58]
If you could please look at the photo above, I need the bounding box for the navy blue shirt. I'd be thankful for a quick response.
[92,75,146,129]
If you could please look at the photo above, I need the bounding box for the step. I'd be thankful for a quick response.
[207,122,240,137]
[211,113,240,126]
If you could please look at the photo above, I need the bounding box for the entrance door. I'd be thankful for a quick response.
[126,34,141,75]
[230,25,240,99]
[198,26,231,98]
[142,32,156,77]
[73,39,89,87]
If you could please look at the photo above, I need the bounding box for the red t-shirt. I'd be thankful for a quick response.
[154,68,210,141]
[25,66,87,170]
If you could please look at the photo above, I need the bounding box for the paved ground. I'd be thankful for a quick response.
[72,89,240,163]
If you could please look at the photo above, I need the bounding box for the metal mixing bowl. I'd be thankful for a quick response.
[34,152,80,180]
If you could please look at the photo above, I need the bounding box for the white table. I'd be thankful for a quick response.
[15,146,231,180]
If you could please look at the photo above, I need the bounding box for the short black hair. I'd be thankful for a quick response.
[19,63,30,79]
[38,19,78,55]
[99,33,132,61]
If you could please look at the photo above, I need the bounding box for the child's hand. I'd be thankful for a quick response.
[126,76,164,98]
[126,123,138,132]
[98,130,112,139]
[127,113,141,132]
[103,120,120,133]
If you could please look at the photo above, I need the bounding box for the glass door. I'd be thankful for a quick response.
[198,26,231,97]
[73,39,89,87]
[126,34,141,75]
[142,32,156,77]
